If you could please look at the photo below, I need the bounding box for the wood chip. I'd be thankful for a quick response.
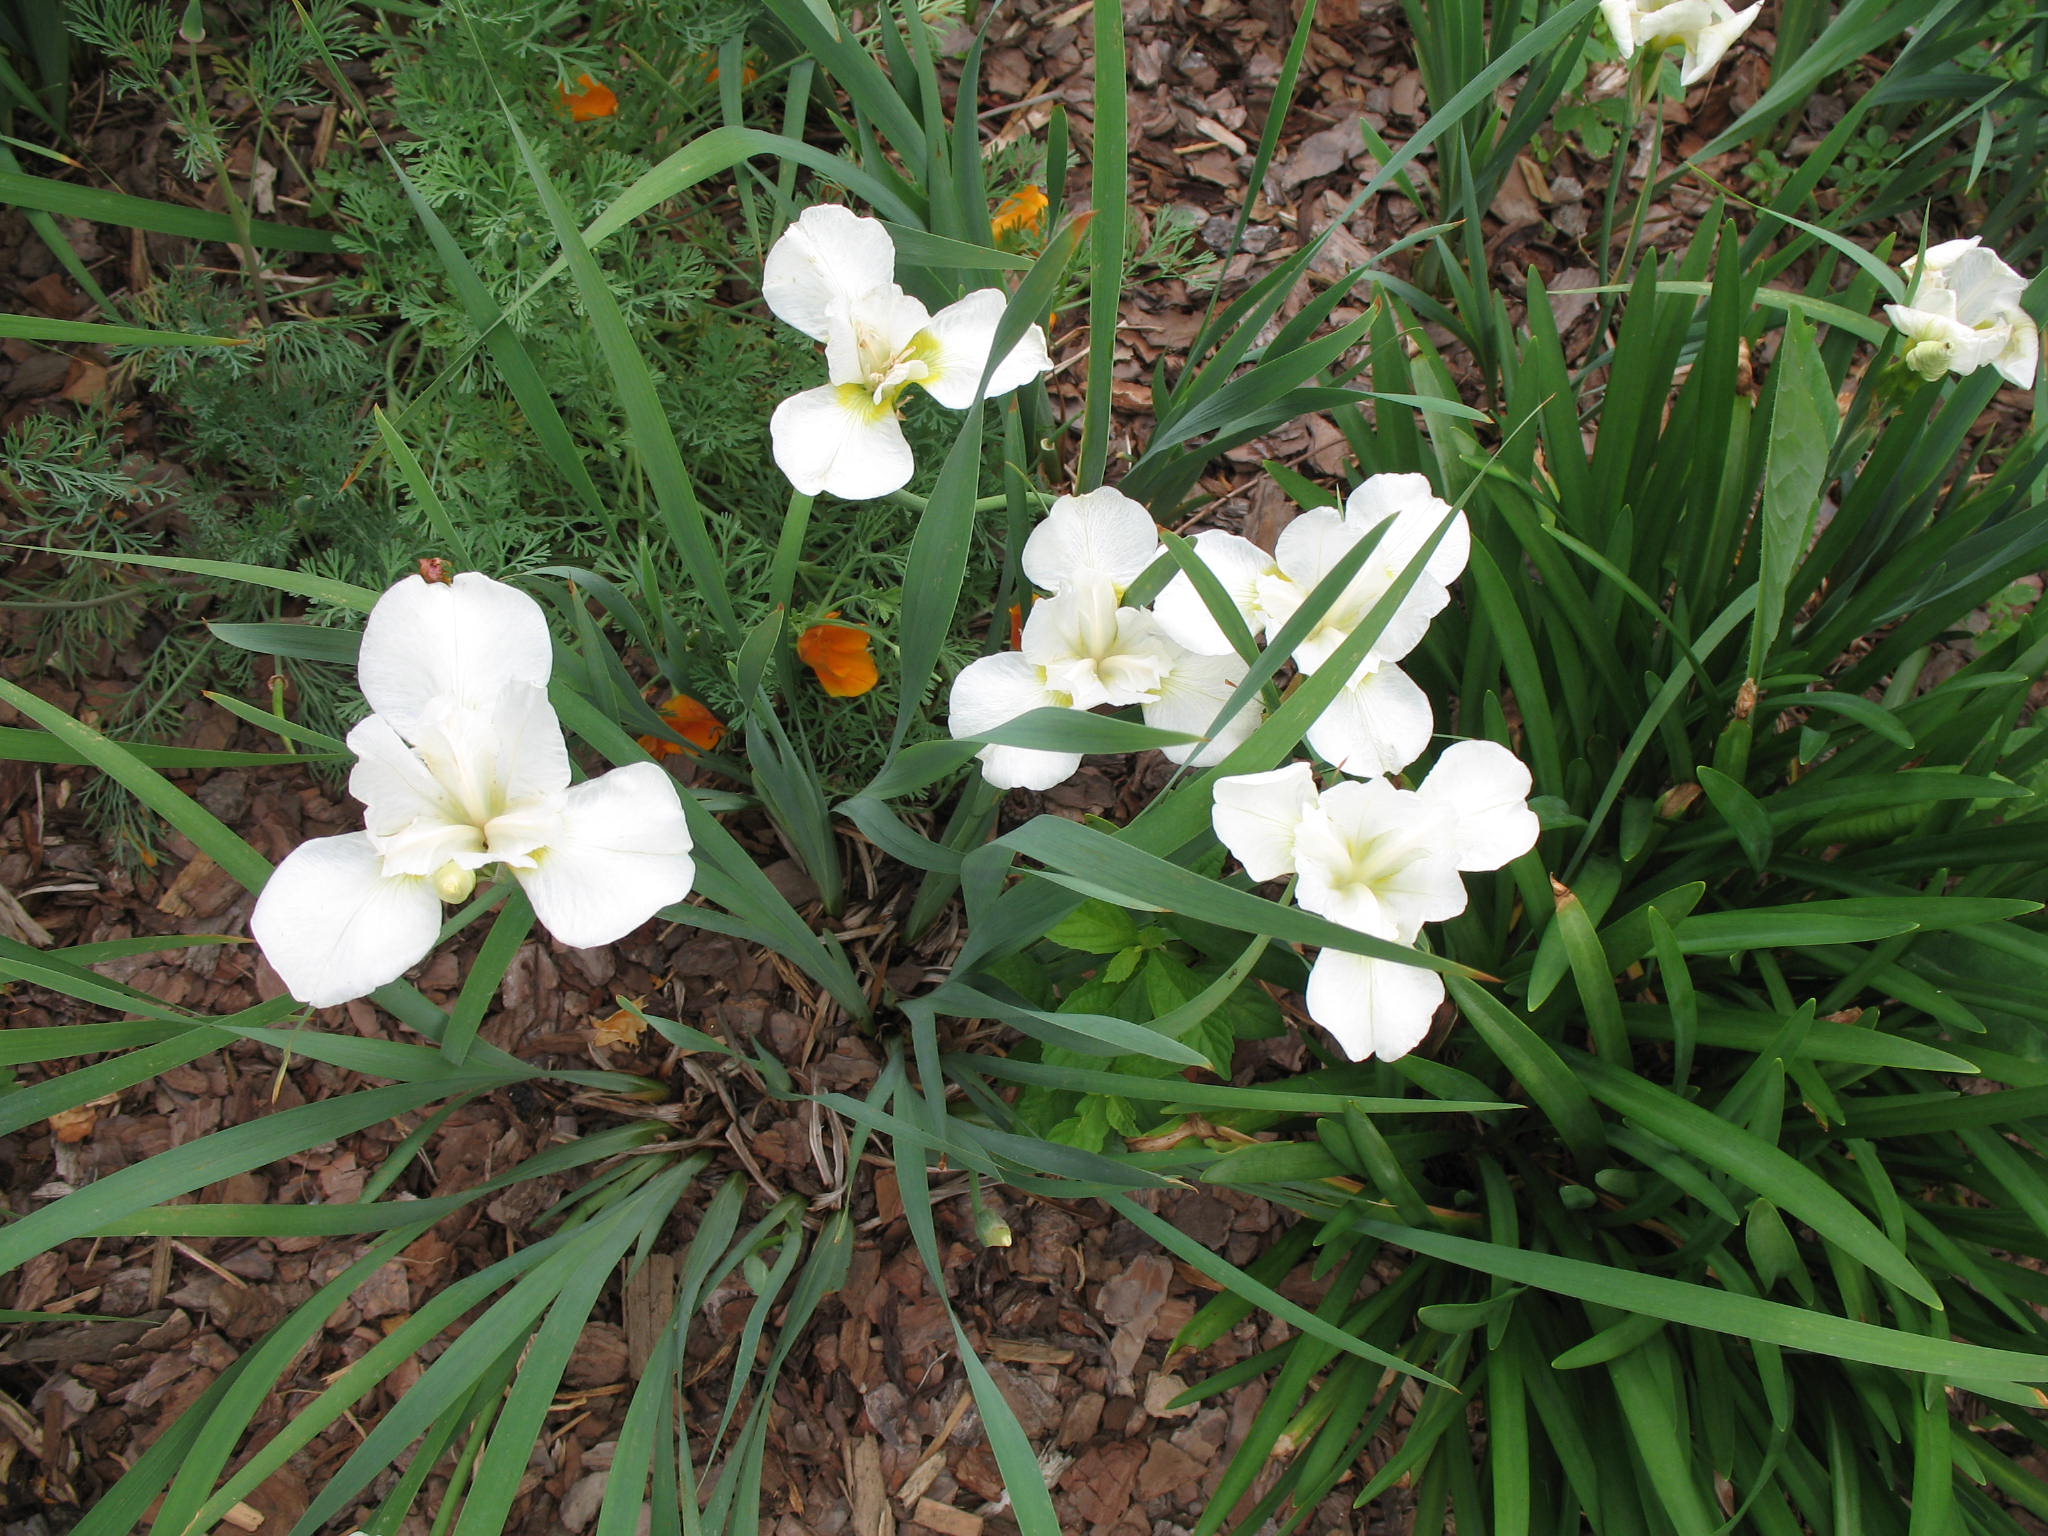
[849,1439,893,1536]
[912,1499,984,1536]
[987,1338,1076,1365]
[1191,115,1247,155]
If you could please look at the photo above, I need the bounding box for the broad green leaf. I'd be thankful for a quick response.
[1751,309,1836,680]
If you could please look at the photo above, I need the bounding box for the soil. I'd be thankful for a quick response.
[0,3,2011,1535]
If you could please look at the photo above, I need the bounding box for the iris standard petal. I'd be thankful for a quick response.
[1297,779,1466,937]
[771,384,918,500]
[917,288,1054,409]
[404,686,572,828]
[762,205,899,344]
[1021,486,1161,597]
[251,832,444,1008]
[356,572,554,742]
[514,763,696,949]
[346,714,483,878]
[1304,948,1444,1062]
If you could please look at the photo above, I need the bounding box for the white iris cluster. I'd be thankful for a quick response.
[944,470,1540,1063]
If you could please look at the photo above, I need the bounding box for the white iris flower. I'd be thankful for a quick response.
[1883,238,2039,388]
[763,205,1055,500]
[251,573,698,1007]
[1210,743,1538,1061]
[1600,0,1761,86]
[1152,472,1464,777]
[948,487,1263,790]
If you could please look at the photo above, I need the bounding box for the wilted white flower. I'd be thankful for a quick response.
[1884,237,2039,388]
[1210,743,1538,1061]
[948,489,1261,790]
[1600,0,1761,86]
[763,205,1055,500]
[251,574,697,1007]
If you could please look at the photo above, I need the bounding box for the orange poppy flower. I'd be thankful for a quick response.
[699,52,759,85]
[638,693,725,758]
[991,184,1048,242]
[558,74,619,121]
[797,620,880,698]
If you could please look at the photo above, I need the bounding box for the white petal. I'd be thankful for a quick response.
[1947,247,2029,327]
[824,284,931,387]
[1304,948,1443,1062]
[949,650,1063,735]
[1145,651,1263,767]
[1021,487,1161,596]
[1278,509,1444,671]
[946,651,1083,785]
[1417,740,1540,872]
[1994,315,2039,389]
[979,742,1086,791]
[1678,2,1760,84]
[1917,238,1984,273]
[917,289,1053,409]
[347,714,481,878]
[1297,780,1466,936]
[946,652,1086,791]
[771,385,916,500]
[406,685,571,833]
[1021,584,1171,711]
[1290,581,1443,674]
[515,764,697,949]
[1152,531,1279,656]
[251,832,443,1008]
[1273,506,1354,587]
[1342,472,1470,587]
[762,205,898,343]
[1211,762,1318,882]
[1304,663,1434,778]
[357,573,554,741]
[1599,0,1638,53]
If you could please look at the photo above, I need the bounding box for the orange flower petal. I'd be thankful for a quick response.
[797,624,880,698]
[991,184,1049,241]
[558,73,618,121]
[639,693,725,758]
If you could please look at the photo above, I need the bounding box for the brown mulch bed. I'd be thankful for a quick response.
[0,0,1874,1532]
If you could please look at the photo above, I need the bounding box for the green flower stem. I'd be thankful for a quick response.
[1591,52,1668,353]
[887,489,1035,514]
